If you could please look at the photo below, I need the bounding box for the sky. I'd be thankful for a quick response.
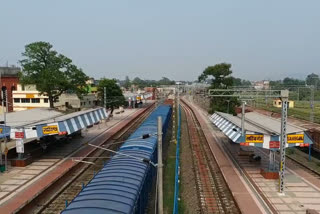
[1,0,319,81]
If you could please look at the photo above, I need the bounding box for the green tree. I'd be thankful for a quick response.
[98,78,126,113]
[198,63,238,114]
[132,77,147,88]
[198,63,233,88]
[20,41,88,108]
[158,77,175,85]
[306,73,319,88]
[123,76,131,89]
[283,77,305,86]
[232,77,252,87]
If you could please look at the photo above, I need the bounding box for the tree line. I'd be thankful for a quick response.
[197,63,320,114]
[18,41,179,110]
[118,76,176,89]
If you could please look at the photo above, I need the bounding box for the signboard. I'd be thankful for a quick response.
[0,128,2,133]
[26,94,34,98]
[245,134,264,143]
[4,147,8,155]
[42,125,59,135]
[287,134,304,143]
[15,132,25,139]
[16,139,24,153]
[269,141,280,148]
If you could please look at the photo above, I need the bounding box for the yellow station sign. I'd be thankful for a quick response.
[42,125,59,135]
[287,134,304,143]
[245,134,264,143]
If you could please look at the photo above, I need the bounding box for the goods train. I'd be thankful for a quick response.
[62,104,172,214]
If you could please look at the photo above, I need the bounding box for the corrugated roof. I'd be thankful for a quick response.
[244,112,306,134]
[216,112,269,134]
[37,107,105,123]
[0,108,63,127]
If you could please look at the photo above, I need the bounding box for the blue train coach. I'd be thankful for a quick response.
[62,104,172,214]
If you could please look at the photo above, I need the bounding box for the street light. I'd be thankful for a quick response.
[226,100,231,114]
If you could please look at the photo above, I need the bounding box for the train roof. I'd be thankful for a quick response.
[62,104,172,214]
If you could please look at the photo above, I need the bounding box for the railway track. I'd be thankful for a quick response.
[183,98,320,214]
[17,104,155,214]
[286,153,320,179]
[181,98,277,214]
[181,102,240,214]
[253,147,320,180]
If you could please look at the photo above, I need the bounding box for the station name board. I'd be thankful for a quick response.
[287,134,304,143]
[42,125,59,135]
[245,134,264,143]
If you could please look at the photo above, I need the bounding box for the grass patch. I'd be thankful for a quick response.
[163,101,178,214]
[254,99,320,123]
[163,142,177,214]
[286,148,320,174]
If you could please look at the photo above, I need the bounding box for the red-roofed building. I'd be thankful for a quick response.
[144,87,158,100]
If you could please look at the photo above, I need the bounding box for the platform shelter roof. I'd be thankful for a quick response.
[0,108,63,128]
[243,112,307,135]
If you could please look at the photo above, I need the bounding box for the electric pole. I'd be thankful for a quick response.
[310,85,314,122]
[157,116,163,214]
[208,89,289,193]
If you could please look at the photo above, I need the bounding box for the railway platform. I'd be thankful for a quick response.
[184,97,320,214]
[0,104,153,214]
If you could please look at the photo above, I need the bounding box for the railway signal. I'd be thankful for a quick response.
[208,89,289,193]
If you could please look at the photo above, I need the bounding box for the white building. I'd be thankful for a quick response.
[12,84,50,111]
[12,84,98,111]
[253,80,270,90]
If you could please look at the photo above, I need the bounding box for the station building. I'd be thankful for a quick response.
[0,66,20,113]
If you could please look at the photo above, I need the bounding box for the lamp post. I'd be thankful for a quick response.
[226,100,231,114]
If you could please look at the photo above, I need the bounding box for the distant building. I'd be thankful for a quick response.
[253,80,270,90]
[273,99,294,108]
[144,87,158,100]
[0,66,20,112]
[12,84,50,111]
[54,93,97,111]
[12,83,98,111]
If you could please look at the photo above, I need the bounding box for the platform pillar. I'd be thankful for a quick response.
[157,116,163,214]
[269,150,276,171]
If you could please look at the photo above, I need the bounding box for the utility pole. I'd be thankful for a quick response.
[279,90,288,193]
[172,88,176,143]
[0,71,2,167]
[1,89,7,171]
[226,100,230,114]
[310,85,314,122]
[177,83,180,112]
[208,89,290,193]
[5,89,7,171]
[157,116,163,214]
[104,87,106,109]
[241,101,245,136]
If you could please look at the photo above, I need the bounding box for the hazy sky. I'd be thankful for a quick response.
[1,1,319,81]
